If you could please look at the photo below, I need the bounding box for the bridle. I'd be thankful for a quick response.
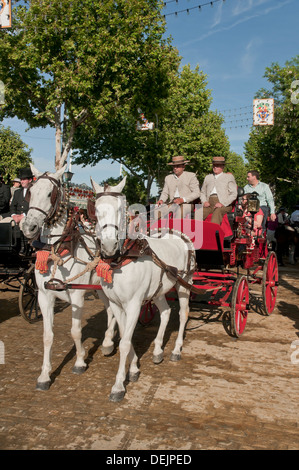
[95,191,126,236]
[26,173,67,226]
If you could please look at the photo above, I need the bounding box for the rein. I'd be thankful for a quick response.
[28,173,101,279]
[95,190,197,292]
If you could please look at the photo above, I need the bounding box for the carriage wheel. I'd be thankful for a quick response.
[262,252,278,315]
[19,264,42,323]
[230,275,249,338]
[139,302,158,326]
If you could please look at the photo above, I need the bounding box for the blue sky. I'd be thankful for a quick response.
[3,0,298,192]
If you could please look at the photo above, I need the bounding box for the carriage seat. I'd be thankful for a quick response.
[150,218,225,250]
[0,222,18,252]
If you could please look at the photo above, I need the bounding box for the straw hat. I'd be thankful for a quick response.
[168,155,190,166]
[212,156,226,165]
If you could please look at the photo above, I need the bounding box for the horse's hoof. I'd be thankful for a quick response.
[72,365,87,375]
[152,353,164,364]
[128,371,140,383]
[109,391,125,402]
[101,344,114,356]
[36,381,51,391]
[170,353,181,362]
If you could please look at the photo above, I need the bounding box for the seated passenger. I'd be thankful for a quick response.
[9,167,33,230]
[199,156,237,225]
[1,168,34,254]
[0,173,11,219]
[155,155,200,219]
[290,205,299,228]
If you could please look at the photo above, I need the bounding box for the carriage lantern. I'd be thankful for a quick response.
[247,191,260,214]
[63,170,74,185]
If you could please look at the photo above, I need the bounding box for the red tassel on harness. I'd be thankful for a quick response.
[35,249,69,274]
[96,259,113,283]
[35,250,51,274]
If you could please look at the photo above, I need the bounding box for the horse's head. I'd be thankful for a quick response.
[22,164,67,239]
[91,176,127,259]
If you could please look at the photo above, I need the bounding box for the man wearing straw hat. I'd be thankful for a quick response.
[156,155,200,218]
[200,156,237,225]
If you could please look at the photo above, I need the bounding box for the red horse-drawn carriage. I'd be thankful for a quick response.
[12,177,278,340]
[139,193,278,338]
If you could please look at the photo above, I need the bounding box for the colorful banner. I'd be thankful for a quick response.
[0,0,11,28]
[253,99,274,126]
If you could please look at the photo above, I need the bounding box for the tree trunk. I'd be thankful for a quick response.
[55,106,62,170]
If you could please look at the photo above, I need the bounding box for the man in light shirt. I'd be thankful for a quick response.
[156,155,200,218]
[200,156,237,225]
[290,205,299,225]
[243,170,276,229]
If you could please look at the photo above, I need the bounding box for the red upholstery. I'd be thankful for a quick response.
[150,218,226,250]
[205,212,233,238]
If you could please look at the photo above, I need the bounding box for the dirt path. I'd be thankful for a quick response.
[0,263,298,450]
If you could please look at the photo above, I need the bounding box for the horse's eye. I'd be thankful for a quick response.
[48,191,52,198]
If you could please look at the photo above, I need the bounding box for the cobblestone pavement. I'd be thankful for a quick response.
[0,263,298,450]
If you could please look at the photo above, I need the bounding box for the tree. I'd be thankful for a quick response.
[0,0,178,170]
[0,125,32,182]
[226,151,248,187]
[73,64,231,198]
[158,65,230,187]
[244,56,299,208]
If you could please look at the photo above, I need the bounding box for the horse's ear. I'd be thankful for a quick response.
[30,163,43,178]
[113,176,127,193]
[56,164,67,181]
[90,177,104,194]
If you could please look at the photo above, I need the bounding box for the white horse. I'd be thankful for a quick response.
[91,176,196,402]
[22,164,116,391]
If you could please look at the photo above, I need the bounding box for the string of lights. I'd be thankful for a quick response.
[218,105,252,114]
[162,0,226,18]
[223,117,252,124]
[223,124,252,129]
[220,111,254,119]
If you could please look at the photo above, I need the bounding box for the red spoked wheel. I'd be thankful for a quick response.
[231,275,249,338]
[262,252,278,315]
[139,301,158,326]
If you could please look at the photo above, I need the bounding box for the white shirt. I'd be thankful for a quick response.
[291,210,299,223]
[173,174,186,201]
[210,172,223,195]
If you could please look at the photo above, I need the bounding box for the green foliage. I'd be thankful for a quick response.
[159,65,230,186]
[0,0,176,168]
[0,126,32,182]
[244,55,299,209]
[73,64,232,198]
[226,152,248,187]
[99,173,147,206]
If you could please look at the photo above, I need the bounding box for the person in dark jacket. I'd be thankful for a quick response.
[0,173,11,219]
[10,167,33,227]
